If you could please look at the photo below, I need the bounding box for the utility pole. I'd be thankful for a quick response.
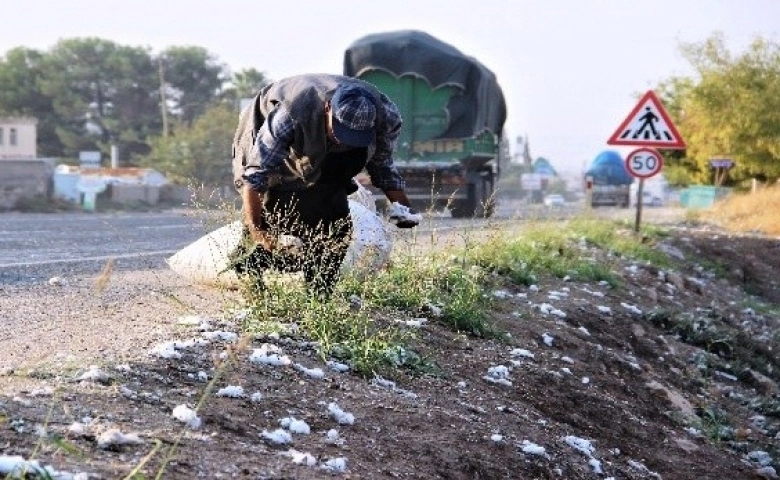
[158,57,169,138]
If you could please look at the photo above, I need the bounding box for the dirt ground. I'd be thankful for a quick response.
[1,218,779,479]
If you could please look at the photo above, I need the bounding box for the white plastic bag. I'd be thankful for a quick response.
[347,182,377,213]
[340,200,392,277]
[166,221,244,288]
[168,190,392,288]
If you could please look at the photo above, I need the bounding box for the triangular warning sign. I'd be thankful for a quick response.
[608,90,686,149]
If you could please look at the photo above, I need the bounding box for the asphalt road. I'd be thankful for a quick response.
[0,210,214,284]
[0,200,683,285]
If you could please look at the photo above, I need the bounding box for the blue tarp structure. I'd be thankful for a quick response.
[533,157,557,177]
[585,150,634,185]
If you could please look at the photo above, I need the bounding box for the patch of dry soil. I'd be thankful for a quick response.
[1,224,779,479]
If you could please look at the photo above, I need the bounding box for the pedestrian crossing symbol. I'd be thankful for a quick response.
[607,90,686,149]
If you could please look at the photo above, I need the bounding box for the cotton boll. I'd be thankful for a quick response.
[589,458,603,474]
[325,429,344,445]
[0,456,46,477]
[289,419,311,435]
[521,440,547,456]
[371,376,397,390]
[201,331,238,342]
[172,404,201,429]
[215,385,244,398]
[148,342,182,360]
[510,348,535,359]
[78,365,111,384]
[281,449,317,466]
[249,349,291,367]
[564,435,595,456]
[484,365,513,386]
[321,457,347,473]
[487,365,510,379]
[327,361,350,373]
[621,302,643,315]
[261,429,292,445]
[68,422,86,437]
[279,417,311,434]
[327,402,355,425]
[294,363,325,379]
[96,429,144,449]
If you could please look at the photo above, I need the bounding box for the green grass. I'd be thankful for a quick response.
[236,217,674,376]
[462,218,671,288]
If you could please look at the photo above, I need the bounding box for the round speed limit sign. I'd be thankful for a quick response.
[625,147,664,178]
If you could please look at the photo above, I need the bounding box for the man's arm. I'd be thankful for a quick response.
[241,184,275,251]
[366,96,419,228]
[240,106,296,249]
[383,189,412,207]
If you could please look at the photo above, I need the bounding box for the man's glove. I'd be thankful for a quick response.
[388,202,422,229]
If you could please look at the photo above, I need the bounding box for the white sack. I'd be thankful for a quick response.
[168,189,391,288]
[340,200,392,278]
[166,220,243,288]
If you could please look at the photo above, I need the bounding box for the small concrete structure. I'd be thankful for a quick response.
[54,166,169,206]
[0,157,55,210]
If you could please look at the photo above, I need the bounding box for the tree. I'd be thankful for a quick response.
[158,46,227,127]
[658,33,780,186]
[222,68,271,104]
[0,47,62,156]
[141,102,237,186]
[37,38,161,161]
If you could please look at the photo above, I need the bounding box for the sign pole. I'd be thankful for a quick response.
[624,147,663,234]
[634,178,645,233]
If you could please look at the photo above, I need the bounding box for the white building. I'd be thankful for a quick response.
[0,117,37,160]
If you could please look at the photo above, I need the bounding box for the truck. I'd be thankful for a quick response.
[585,150,633,208]
[343,30,507,218]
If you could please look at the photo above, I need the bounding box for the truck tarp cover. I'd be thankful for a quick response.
[344,30,507,139]
[586,150,634,185]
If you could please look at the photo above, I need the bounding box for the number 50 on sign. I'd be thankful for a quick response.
[625,147,663,179]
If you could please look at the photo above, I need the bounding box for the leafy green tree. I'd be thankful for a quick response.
[37,37,161,161]
[222,67,271,104]
[0,47,62,156]
[141,102,237,185]
[158,46,227,127]
[659,33,780,186]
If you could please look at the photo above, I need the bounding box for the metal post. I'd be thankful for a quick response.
[634,178,645,233]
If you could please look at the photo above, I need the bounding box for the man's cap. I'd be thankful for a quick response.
[330,84,376,147]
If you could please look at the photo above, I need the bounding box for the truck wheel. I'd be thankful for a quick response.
[481,197,496,218]
[449,181,495,218]
[449,199,475,218]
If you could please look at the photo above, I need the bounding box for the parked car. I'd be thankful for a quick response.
[634,192,663,207]
[543,194,565,207]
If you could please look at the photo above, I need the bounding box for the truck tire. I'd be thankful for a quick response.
[449,180,495,218]
[449,199,474,218]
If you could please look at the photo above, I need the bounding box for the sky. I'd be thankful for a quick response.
[2,0,779,174]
